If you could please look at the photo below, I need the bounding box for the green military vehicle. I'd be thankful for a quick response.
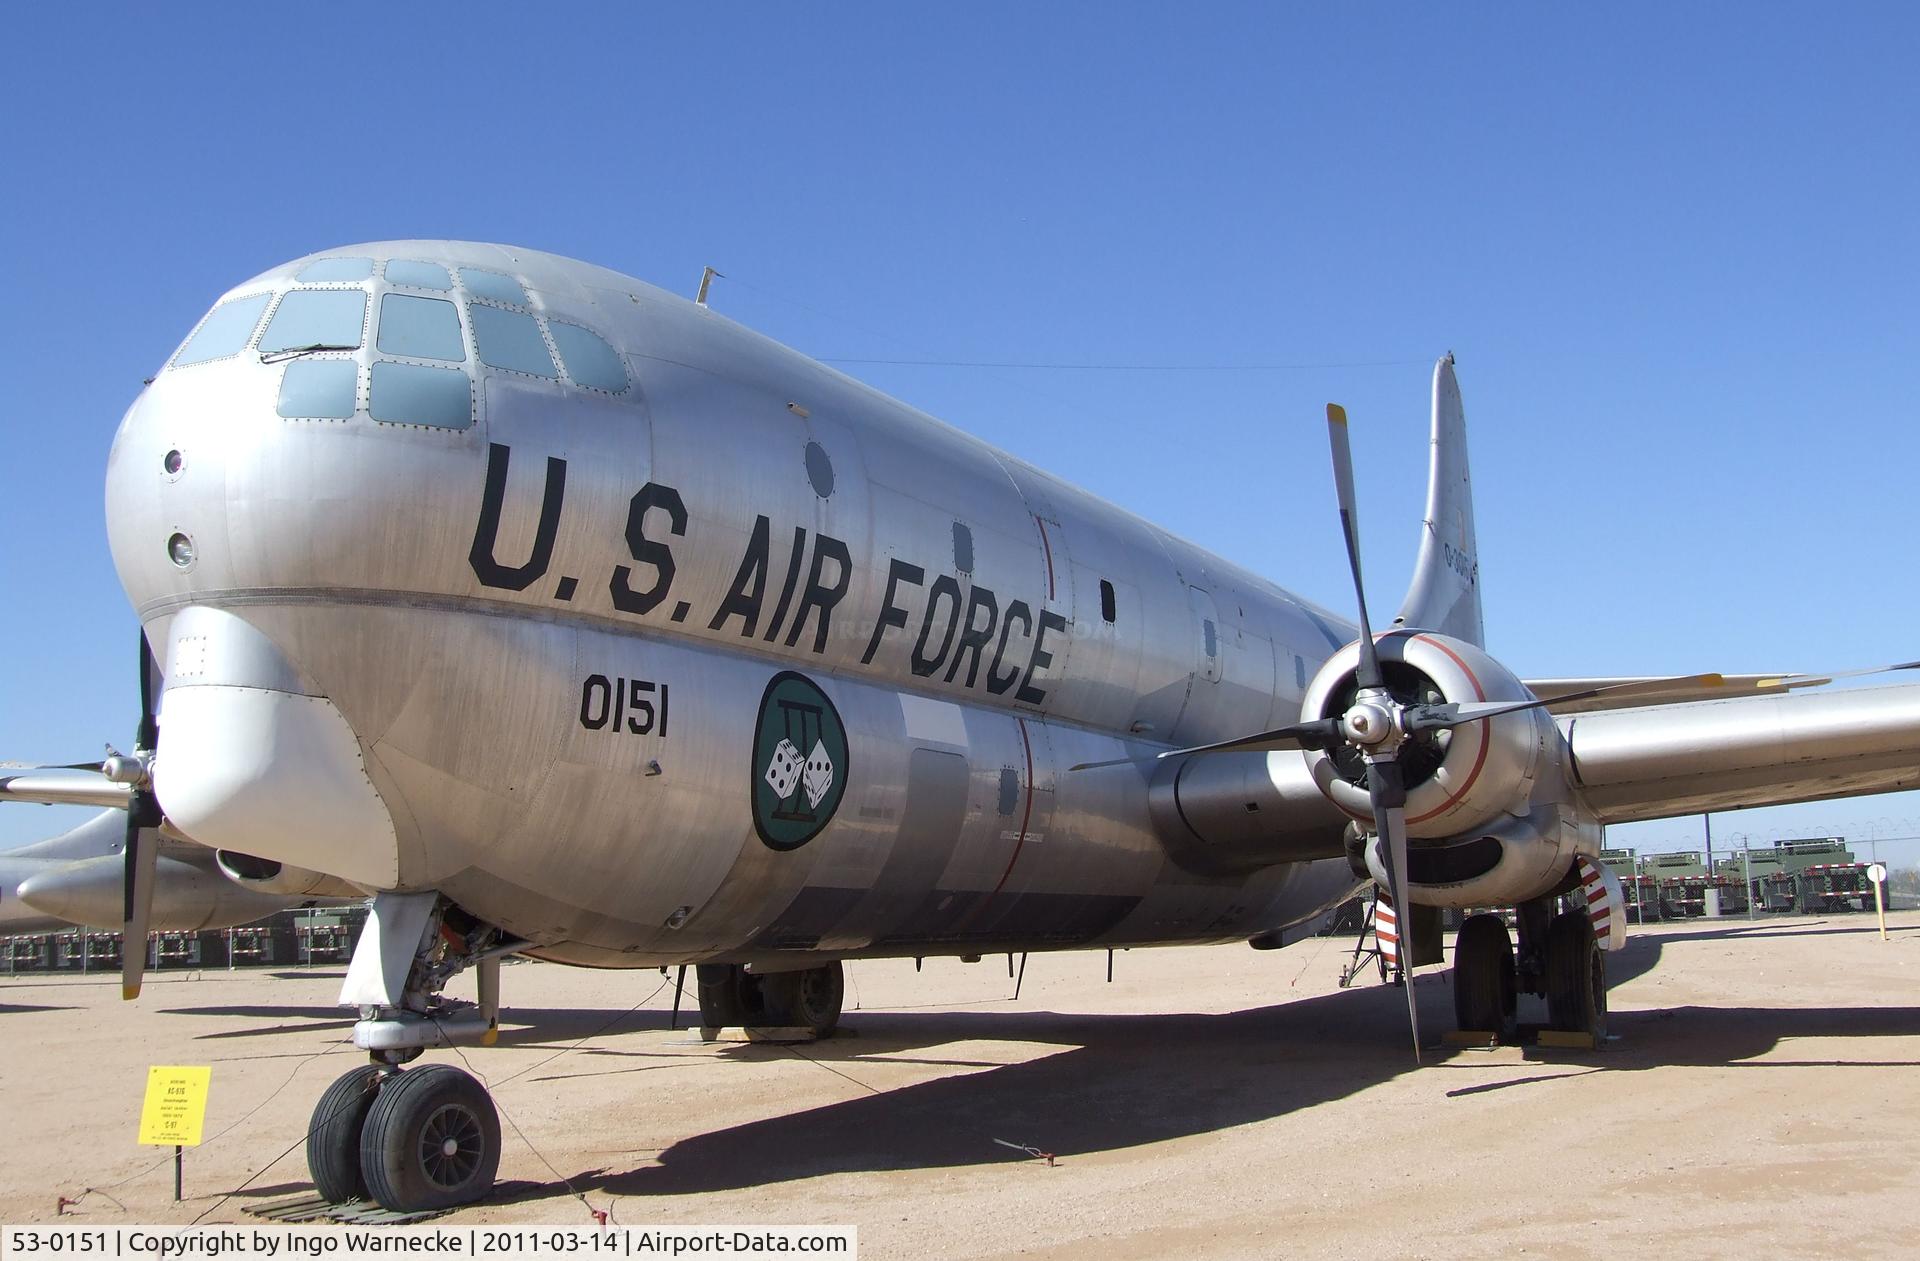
[1734,838,1872,913]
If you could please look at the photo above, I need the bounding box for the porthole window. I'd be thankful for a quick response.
[460,268,530,307]
[1099,579,1117,623]
[297,257,374,283]
[384,259,453,291]
[371,361,471,429]
[277,360,357,419]
[260,290,367,354]
[172,293,272,367]
[377,294,466,362]
[548,322,628,392]
[469,305,556,378]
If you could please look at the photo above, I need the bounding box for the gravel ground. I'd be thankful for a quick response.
[2,912,1916,1259]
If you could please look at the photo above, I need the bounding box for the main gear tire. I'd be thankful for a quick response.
[1545,910,1608,1043]
[756,962,845,1035]
[359,1064,500,1212]
[307,1064,386,1203]
[1452,914,1517,1039]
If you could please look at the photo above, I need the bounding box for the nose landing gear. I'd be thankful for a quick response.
[306,893,517,1213]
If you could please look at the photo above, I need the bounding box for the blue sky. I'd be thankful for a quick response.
[4,5,1918,862]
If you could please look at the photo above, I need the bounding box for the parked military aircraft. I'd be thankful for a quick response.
[5,241,1919,1212]
[0,806,347,936]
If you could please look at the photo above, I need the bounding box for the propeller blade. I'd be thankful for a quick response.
[1365,756,1421,1062]
[137,629,159,753]
[1404,673,1734,734]
[121,628,163,1000]
[121,800,159,999]
[1756,660,1920,690]
[1067,717,1341,772]
[1326,404,1384,693]
[0,771,132,807]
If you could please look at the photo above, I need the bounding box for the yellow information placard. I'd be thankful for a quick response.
[137,1065,212,1146]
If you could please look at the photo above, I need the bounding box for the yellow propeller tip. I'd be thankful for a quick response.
[122,984,142,1000]
[1326,403,1347,424]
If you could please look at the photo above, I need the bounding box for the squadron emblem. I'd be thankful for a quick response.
[751,671,849,850]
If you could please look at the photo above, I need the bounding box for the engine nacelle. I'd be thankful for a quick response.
[216,850,364,900]
[1301,631,1553,839]
[1359,800,1599,909]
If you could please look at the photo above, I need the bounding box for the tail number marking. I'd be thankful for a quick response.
[579,675,671,736]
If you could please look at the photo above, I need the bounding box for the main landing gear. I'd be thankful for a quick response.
[1450,896,1608,1045]
[306,893,517,1213]
[696,960,846,1036]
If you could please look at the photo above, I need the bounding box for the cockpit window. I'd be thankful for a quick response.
[469,305,556,378]
[371,362,471,430]
[297,257,374,283]
[549,322,629,393]
[384,259,452,291]
[172,293,272,367]
[277,361,358,419]
[460,268,530,307]
[377,294,466,362]
[259,290,368,354]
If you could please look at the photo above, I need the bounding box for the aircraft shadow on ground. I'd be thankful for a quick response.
[471,933,1917,1202]
[565,977,1539,1198]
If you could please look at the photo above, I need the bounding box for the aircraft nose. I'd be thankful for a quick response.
[15,861,118,929]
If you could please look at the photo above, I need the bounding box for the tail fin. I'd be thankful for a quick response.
[1392,354,1483,646]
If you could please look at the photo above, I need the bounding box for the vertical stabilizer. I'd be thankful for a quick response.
[1393,355,1483,647]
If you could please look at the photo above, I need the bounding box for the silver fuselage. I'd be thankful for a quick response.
[106,242,1374,967]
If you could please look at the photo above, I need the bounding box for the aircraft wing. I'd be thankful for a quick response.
[1526,675,1795,714]
[1561,682,1920,823]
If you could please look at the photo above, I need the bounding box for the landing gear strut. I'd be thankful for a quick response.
[307,893,517,1212]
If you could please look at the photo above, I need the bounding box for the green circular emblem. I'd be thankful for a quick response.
[751,671,851,851]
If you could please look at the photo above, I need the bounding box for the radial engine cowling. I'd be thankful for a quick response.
[215,850,364,900]
[1300,631,1554,839]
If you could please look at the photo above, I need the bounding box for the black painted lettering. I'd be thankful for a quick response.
[944,585,1000,688]
[579,675,611,729]
[627,679,656,734]
[708,515,772,636]
[783,534,853,654]
[762,526,810,643]
[1017,609,1069,704]
[912,574,964,677]
[862,559,924,665]
[470,443,566,592]
[609,482,687,615]
[987,600,1033,695]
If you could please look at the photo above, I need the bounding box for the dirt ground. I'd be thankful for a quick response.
[2,912,1916,1259]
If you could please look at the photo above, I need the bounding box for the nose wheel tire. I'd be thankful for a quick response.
[307,1064,387,1203]
[359,1064,501,1212]
[1545,910,1608,1043]
[1451,913,1517,1039]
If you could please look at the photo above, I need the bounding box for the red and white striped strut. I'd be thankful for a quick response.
[1575,855,1629,952]
[1374,890,1400,967]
